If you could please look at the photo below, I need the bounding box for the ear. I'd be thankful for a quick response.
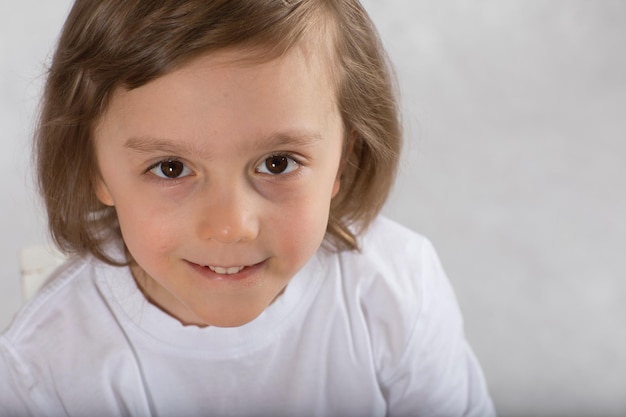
[95,176,115,206]
[332,130,357,198]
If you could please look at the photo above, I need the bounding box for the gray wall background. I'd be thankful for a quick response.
[1,1,625,416]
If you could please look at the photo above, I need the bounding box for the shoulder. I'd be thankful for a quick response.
[338,216,449,316]
[1,253,137,357]
[331,217,495,416]
[359,216,431,256]
[0,254,127,357]
[4,256,93,339]
[333,216,457,363]
[0,255,131,411]
[352,216,443,283]
[2,255,108,344]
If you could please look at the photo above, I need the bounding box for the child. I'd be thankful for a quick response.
[0,0,495,416]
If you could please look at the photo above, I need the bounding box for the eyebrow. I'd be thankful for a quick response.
[124,136,205,157]
[124,130,324,156]
[251,130,324,151]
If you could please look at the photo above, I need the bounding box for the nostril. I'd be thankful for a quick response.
[196,194,260,243]
[198,217,259,243]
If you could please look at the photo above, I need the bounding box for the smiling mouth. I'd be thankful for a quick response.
[186,260,265,284]
[204,265,246,275]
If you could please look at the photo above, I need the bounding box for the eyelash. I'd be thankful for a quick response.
[255,153,302,176]
[145,158,192,182]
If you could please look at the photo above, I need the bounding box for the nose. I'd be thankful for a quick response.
[195,181,260,244]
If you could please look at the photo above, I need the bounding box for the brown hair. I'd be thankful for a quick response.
[36,0,401,264]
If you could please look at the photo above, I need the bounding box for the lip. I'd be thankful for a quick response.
[185,259,266,282]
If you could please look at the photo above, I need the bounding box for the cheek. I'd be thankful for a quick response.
[267,188,332,255]
[115,201,182,259]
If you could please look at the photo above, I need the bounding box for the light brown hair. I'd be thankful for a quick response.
[36,0,401,265]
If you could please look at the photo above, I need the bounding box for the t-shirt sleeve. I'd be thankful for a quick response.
[377,239,496,417]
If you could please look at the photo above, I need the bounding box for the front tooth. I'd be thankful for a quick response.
[208,265,244,274]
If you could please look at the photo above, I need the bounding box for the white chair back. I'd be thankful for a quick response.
[19,245,67,301]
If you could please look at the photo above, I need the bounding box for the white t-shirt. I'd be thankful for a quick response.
[0,217,495,417]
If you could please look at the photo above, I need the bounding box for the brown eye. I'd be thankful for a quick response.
[266,156,289,174]
[149,160,191,179]
[256,155,299,175]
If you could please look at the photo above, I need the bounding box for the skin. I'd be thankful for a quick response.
[94,46,345,327]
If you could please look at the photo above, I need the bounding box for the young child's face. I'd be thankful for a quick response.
[94,46,344,327]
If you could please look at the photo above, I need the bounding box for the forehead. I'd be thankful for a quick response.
[96,43,343,149]
[116,41,334,104]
